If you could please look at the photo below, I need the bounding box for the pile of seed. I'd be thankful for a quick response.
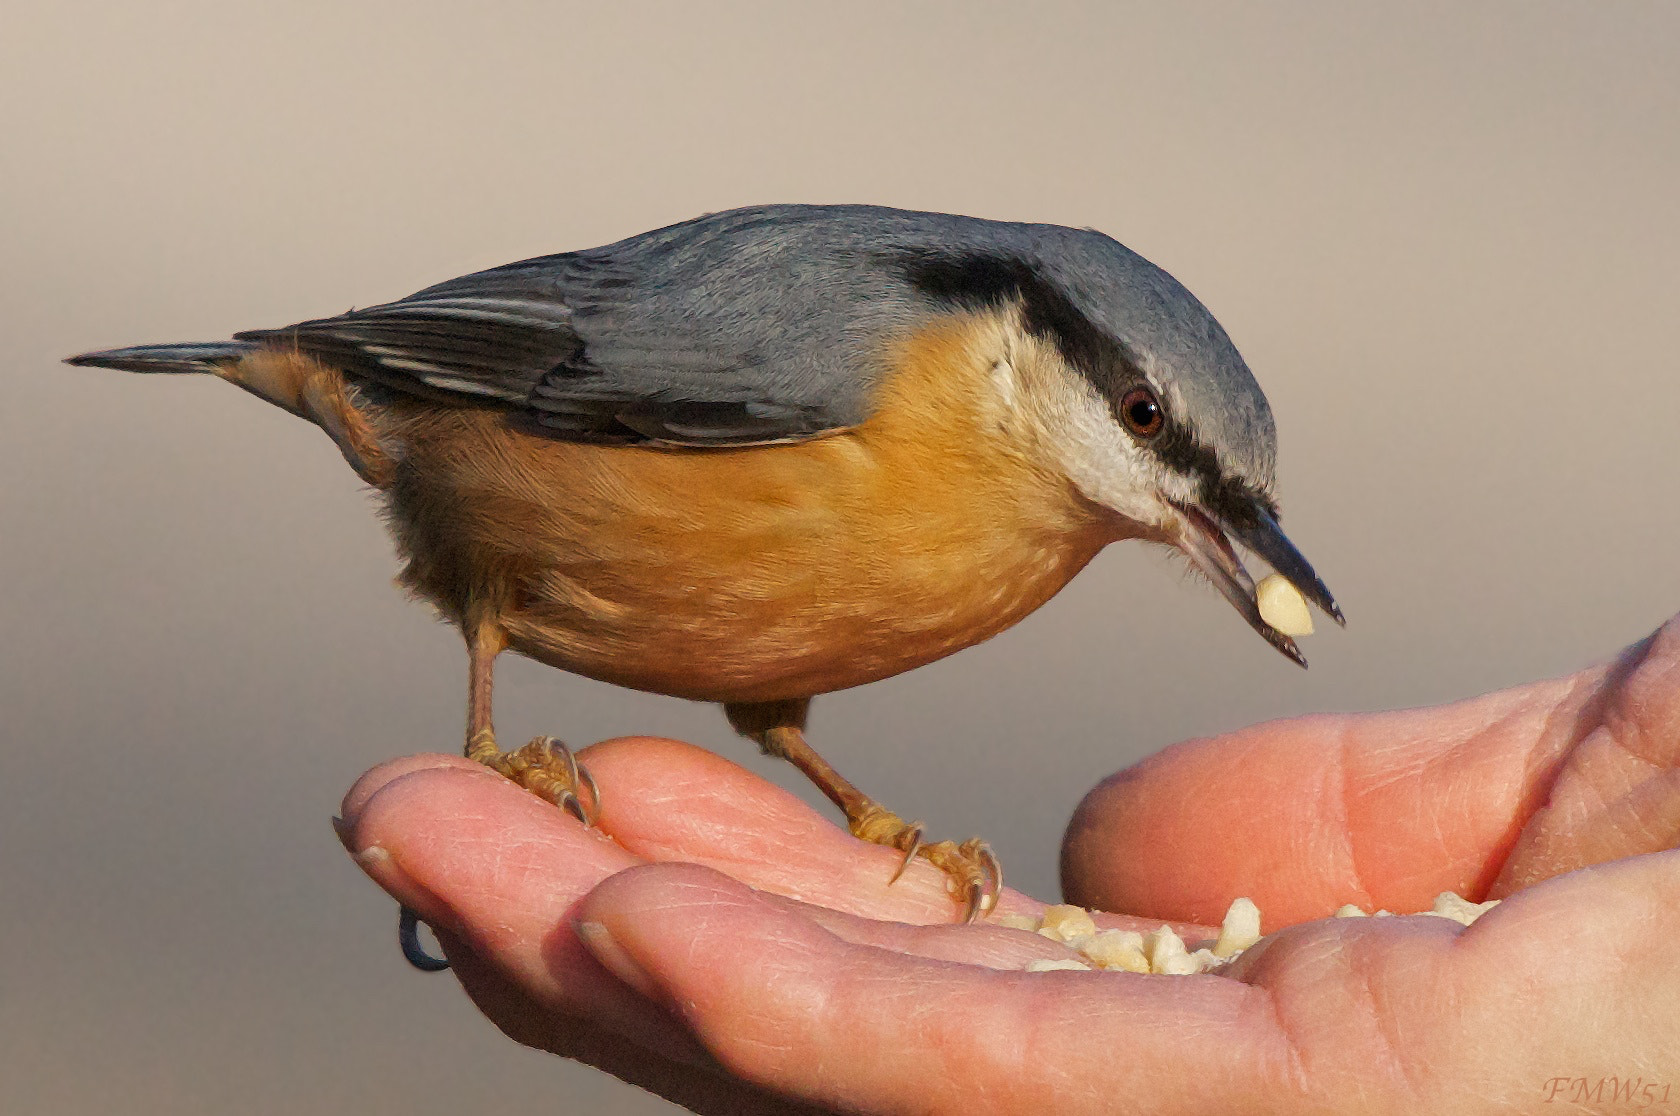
[1009,892,1500,974]
[1008,579,1500,975]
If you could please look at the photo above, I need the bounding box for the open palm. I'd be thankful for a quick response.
[339,615,1680,1115]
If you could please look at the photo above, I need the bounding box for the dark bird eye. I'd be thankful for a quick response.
[1119,387,1163,437]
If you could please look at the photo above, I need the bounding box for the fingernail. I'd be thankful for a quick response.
[574,920,662,1002]
[354,845,392,868]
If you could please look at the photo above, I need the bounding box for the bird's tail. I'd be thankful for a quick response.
[64,341,260,374]
[63,339,394,487]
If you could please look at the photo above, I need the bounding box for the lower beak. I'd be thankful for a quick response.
[1170,501,1343,668]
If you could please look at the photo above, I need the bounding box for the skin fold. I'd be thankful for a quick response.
[338,612,1680,1115]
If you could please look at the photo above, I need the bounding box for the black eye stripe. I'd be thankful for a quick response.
[897,248,1276,519]
[895,250,1148,403]
[1148,413,1279,522]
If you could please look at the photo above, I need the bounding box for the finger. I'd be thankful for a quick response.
[759,892,1099,970]
[585,736,1215,937]
[575,863,1296,1116]
[1062,625,1662,926]
[578,855,1680,1115]
[338,752,478,834]
[1492,619,1680,894]
[442,932,827,1116]
[345,743,1203,942]
[1227,847,1680,1107]
[582,736,1057,927]
[351,755,1176,964]
[338,760,708,1063]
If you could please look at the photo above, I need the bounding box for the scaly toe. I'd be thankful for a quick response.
[914,838,1002,923]
[472,734,601,826]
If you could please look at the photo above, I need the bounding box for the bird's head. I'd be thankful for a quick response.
[900,234,1342,665]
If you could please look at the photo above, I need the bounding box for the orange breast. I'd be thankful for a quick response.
[379,316,1120,702]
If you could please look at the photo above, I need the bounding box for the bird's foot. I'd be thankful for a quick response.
[850,802,1002,922]
[400,732,603,973]
[467,730,600,825]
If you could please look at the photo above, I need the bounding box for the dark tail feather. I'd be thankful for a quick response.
[63,341,259,374]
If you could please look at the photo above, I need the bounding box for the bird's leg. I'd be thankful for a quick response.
[400,619,605,972]
[725,699,1001,922]
[462,619,599,825]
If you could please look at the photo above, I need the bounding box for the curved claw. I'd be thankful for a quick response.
[888,823,925,885]
[548,736,583,790]
[556,789,590,825]
[956,840,1003,924]
[980,842,1004,904]
[398,906,450,972]
[501,736,603,827]
[576,763,602,825]
[538,736,599,825]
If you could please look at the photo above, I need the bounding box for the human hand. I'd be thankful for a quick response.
[338,615,1680,1114]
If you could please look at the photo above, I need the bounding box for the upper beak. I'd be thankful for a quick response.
[1170,499,1344,668]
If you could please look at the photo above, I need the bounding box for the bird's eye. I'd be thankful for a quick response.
[1119,387,1164,438]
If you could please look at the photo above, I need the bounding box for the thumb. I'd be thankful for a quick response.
[1060,635,1641,926]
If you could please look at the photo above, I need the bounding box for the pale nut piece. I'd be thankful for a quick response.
[1143,925,1189,972]
[1189,948,1225,973]
[1104,947,1152,974]
[1212,897,1262,958]
[1256,573,1314,636]
[1038,904,1099,943]
[1334,904,1369,918]
[993,912,1043,932]
[1428,891,1501,926]
[1155,950,1204,976]
[1026,958,1093,973]
[1073,929,1149,972]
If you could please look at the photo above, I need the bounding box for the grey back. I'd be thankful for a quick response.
[238,203,1271,467]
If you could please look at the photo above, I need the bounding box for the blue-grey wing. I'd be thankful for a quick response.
[237,207,931,445]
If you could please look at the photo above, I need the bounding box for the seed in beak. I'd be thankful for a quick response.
[1256,573,1314,637]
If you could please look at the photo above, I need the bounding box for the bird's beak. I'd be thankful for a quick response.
[1169,498,1344,667]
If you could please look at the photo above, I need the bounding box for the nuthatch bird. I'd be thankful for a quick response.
[68,204,1341,963]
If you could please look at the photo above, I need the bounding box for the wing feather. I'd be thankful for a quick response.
[237,205,953,444]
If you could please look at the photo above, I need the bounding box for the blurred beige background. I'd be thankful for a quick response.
[3,1,1676,1112]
